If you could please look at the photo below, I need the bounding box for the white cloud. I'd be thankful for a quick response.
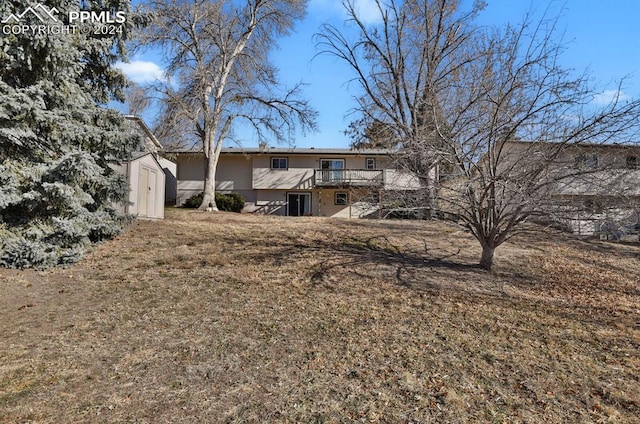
[352,0,383,25]
[310,0,383,25]
[309,0,343,15]
[115,60,166,84]
[593,89,630,105]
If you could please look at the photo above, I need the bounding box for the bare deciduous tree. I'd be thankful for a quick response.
[318,0,640,270]
[317,0,484,216]
[346,118,396,149]
[139,0,316,210]
[124,82,152,116]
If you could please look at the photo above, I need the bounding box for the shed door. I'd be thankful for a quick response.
[138,167,157,217]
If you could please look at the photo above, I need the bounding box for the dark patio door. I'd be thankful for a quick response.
[287,193,311,216]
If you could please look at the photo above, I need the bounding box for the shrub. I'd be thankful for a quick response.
[183,192,204,209]
[183,192,245,213]
[216,192,245,213]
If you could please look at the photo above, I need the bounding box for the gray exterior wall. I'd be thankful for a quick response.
[177,154,254,206]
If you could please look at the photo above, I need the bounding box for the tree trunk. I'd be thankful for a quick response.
[199,155,219,211]
[424,171,433,219]
[479,244,495,271]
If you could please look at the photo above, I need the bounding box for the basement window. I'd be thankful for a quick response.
[335,192,349,205]
[626,156,638,169]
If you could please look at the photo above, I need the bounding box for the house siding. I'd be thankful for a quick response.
[318,188,379,218]
[176,154,254,206]
[252,155,316,190]
[159,157,177,205]
[384,169,423,191]
[501,141,640,235]
[173,149,421,217]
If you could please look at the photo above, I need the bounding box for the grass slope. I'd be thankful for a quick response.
[1,209,639,423]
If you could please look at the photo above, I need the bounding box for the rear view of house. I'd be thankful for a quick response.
[172,147,423,218]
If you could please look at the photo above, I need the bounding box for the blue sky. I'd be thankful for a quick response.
[117,0,640,148]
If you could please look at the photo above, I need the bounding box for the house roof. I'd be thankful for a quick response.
[123,115,163,151]
[167,147,397,156]
[505,140,640,150]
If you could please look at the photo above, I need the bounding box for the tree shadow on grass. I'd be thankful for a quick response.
[231,232,640,335]
[242,233,485,291]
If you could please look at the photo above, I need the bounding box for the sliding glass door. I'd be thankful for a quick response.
[287,192,311,216]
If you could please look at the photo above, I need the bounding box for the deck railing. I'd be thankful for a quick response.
[314,169,384,187]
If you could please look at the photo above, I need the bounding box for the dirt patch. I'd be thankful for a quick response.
[1,209,639,423]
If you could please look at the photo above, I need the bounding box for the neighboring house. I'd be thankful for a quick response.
[111,116,176,219]
[171,147,423,218]
[504,141,640,236]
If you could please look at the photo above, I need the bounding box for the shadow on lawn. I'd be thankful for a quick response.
[243,233,485,290]
[227,230,640,334]
[315,235,484,289]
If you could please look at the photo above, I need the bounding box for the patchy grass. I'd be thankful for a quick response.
[1,208,639,423]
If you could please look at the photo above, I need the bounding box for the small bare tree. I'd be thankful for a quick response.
[139,0,316,210]
[319,0,640,270]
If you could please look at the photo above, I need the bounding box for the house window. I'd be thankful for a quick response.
[320,159,346,183]
[626,156,638,169]
[320,159,345,170]
[575,153,598,169]
[366,157,376,170]
[271,157,288,170]
[584,199,604,214]
[335,192,349,205]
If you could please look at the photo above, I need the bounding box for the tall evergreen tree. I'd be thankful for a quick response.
[0,0,139,268]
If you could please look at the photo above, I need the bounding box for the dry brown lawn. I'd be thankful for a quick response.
[1,208,639,423]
